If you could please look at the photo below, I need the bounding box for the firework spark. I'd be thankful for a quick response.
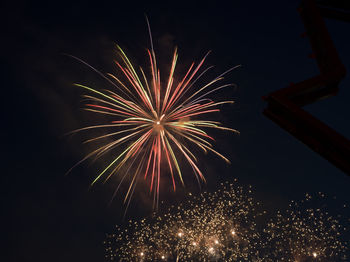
[264,192,349,262]
[104,181,266,261]
[104,183,349,261]
[69,20,239,206]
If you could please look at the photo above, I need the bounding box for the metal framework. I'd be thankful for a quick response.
[263,0,350,175]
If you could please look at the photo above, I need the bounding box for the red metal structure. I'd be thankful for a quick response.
[263,0,350,175]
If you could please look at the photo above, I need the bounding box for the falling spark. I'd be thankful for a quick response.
[104,182,349,261]
[264,192,349,261]
[104,181,267,261]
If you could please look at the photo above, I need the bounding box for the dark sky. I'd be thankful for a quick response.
[4,1,350,261]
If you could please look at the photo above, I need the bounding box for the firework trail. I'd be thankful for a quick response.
[69,19,239,207]
[104,183,349,261]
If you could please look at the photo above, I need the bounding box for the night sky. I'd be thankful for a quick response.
[4,1,350,261]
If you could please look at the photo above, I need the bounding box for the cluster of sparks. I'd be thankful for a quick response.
[104,182,349,261]
[105,181,266,261]
[264,192,349,262]
[70,21,238,207]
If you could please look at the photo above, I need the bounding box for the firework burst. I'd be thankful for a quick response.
[69,20,239,207]
[104,183,349,261]
[104,181,267,261]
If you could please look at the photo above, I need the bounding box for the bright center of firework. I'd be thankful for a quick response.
[153,119,164,133]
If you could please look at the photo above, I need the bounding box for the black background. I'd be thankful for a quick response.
[4,1,350,261]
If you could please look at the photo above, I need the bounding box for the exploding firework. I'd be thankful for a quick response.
[69,20,239,206]
[104,183,349,261]
[263,192,349,262]
[104,181,267,261]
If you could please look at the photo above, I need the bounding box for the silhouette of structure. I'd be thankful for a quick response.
[263,0,350,175]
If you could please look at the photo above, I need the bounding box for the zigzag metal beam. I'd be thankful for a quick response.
[263,0,350,175]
